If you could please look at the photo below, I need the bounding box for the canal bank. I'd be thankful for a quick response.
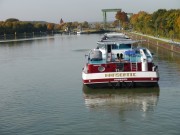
[126,32,180,54]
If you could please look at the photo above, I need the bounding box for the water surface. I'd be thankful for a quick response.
[0,34,180,135]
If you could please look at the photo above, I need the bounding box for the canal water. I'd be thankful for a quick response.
[0,34,180,135]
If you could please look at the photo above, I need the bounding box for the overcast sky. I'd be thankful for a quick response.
[0,0,179,23]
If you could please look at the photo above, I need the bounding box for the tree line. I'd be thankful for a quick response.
[129,9,180,40]
[0,18,48,35]
[0,18,91,35]
[1,9,179,40]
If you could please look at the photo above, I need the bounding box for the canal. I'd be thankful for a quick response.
[0,34,180,135]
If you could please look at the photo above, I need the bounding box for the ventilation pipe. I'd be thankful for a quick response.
[140,49,148,71]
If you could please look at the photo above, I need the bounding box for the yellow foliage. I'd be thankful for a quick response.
[176,16,180,29]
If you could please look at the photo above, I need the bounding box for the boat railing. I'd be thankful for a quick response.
[124,54,141,63]
[88,59,106,64]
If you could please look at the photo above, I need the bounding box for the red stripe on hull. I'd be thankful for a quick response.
[83,78,159,84]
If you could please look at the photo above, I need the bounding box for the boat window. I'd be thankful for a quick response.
[107,45,112,53]
[143,49,150,56]
[97,44,105,49]
[135,50,140,54]
[112,44,118,49]
[119,44,131,49]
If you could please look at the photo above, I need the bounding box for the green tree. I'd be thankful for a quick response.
[5,18,19,22]
[82,21,89,28]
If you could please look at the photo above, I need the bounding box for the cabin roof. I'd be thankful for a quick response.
[97,40,138,45]
[104,32,126,37]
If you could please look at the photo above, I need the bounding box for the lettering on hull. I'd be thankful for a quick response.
[105,73,136,78]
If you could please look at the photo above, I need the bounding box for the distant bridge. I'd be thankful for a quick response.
[102,9,121,29]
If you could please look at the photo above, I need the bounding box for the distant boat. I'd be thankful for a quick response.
[77,31,82,34]
[77,31,86,35]
[101,32,130,41]
[77,25,83,35]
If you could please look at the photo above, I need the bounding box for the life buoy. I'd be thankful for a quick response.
[98,66,105,72]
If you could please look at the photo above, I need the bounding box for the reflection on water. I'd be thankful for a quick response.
[72,49,90,53]
[83,85,160,112]
[142,43,180,65]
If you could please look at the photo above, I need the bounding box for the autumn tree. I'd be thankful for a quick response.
[130,14,139,30]
[129,9,180,39]
[116,11,128,22]
[176,16,180,31]
[137,11,149,33]
[47,23,54,31]
[115,11,128,29]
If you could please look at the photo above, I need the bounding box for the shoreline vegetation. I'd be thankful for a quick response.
[0,9,179,53]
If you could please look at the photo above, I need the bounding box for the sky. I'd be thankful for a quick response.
[0,0,179,23]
